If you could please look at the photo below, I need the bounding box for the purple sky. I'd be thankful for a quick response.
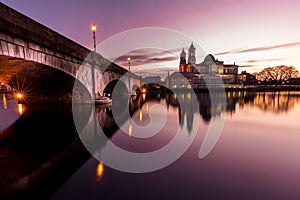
[2,0,300,77]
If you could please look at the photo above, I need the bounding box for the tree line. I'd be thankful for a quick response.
[253,65,299,86]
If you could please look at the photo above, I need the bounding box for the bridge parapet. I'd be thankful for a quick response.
[0,2,90,60]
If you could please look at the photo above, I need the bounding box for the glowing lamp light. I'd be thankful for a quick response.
[16,93,23,99]
[91,24,97,32]
[142,88,146,93]
[127,57,131,71]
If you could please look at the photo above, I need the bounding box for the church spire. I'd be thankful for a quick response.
[180,48,186,59]
[190,41,195,49]
[179,48,187,72]
[188,42,196,66]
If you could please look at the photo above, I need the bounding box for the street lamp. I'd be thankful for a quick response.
[91,24,97,100]
[91,24,97,52]
[127,57,131,71]
[127,57,131,94]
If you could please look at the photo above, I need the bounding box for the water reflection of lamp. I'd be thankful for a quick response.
[146,103,149,114]
[2,94,7,109]
[139,109,143,122]
[18,103,23,115]
[128,119,132,137]
[96,139,104,180]
[96,161,104,178]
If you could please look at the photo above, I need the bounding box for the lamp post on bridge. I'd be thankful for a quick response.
[91,24,97,52]
[91,24,97,100]
[127,57,131,94]
[127,57,132,135]
[127,57,131,71]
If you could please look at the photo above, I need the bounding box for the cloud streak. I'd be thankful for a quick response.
[131,66,178,79]
[215,41,300,56]
[238,65,256,68]
[113,48,181,68]
[237,58,286,68]
[244,58,284,63]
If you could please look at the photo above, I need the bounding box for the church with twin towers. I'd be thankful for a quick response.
[166,42,239,89]
[179,42,238,76]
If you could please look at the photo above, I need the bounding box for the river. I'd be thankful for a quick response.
[1,91,300,199]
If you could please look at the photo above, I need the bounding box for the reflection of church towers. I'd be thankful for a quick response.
[178,93,195,133]
[166,93,196,133]
[179,42,196,73]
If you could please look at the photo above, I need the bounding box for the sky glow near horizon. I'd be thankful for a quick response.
[2,0,300,78]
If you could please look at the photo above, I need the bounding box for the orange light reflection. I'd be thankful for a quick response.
[146,103,149,113]
[128,123,132,137]
[96,161,104,178]
[2,94,7,109]
[18,104,23,115]
[142,93,146,101]
[139,109,143,122]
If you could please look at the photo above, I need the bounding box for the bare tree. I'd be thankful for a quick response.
[257,65,299,86]
[257,68,271,85]
[284,66,299,79]
[252,72,259,79]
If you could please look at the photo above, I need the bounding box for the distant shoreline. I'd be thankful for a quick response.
[160,85,300,93]
[225,86,300,92]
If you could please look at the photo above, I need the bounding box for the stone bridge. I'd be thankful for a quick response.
[0,2,140,103]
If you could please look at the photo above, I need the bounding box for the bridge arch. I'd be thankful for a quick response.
[0,55,90,103]
[0,3,141,103]
[103,79,128,97]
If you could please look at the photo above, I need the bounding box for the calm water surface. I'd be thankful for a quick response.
[1,91,300,200]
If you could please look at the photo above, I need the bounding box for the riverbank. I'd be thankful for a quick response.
[161,85,300,93]
[226,85,300,92]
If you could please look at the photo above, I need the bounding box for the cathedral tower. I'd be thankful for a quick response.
[179,48,187,72]
[180,48,186,60]
[188,42,196,67]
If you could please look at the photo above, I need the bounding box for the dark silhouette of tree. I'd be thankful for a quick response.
[257,68,271,85]
[285,66,299,79]
[257,65,299,86]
